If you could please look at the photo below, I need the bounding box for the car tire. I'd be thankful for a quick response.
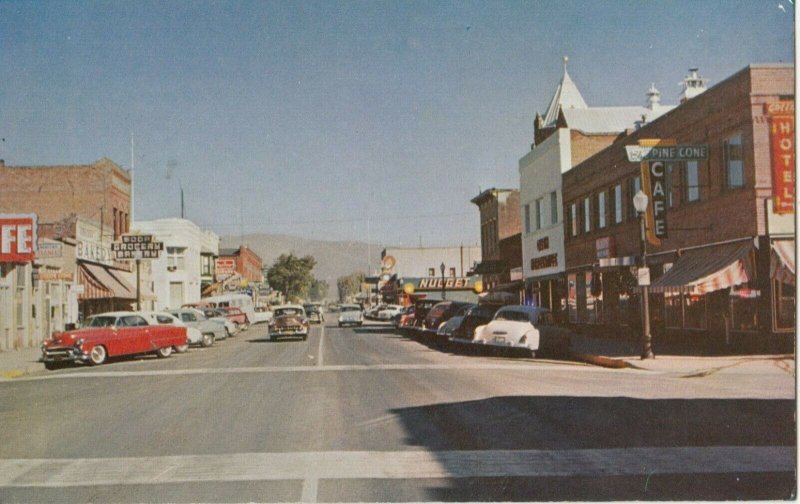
[174,344,189,353]
[226,327,234,338]
[89,345,107,366]
[156,346,173,358]
[201,333,215,347]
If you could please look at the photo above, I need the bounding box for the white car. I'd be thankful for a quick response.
[198,308,239,337]
[168,308,227,346]
[338,304,364,327]
[252,306,273,325]
[473,305,559,357]
[376,304,403,321]
[141,311,202,352]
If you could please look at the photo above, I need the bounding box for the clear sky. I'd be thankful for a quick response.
[0,0,794,247]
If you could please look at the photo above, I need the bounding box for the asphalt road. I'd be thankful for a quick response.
[0,320,795,502]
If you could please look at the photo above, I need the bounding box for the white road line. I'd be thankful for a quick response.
[4,362,600,382]
[301,477,318,502]
[317,324,325,367]
[0,446,792,488]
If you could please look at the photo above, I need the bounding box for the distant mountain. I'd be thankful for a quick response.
[220,234,384,296]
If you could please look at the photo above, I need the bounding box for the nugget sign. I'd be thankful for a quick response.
[0,214,38,262]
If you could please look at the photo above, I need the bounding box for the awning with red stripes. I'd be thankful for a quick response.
[78,261,136,300]
[770,239,795,286]
[648,241,755,295]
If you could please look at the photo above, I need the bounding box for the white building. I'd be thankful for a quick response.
[132,218,219,310]
[519,58,674,311]
[381,246,481,279]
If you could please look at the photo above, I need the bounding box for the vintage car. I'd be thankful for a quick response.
[394,305,414,328]
[423,301,474,334]
[435,315,465,340]
[473,305,569,357]
[217,306,250,332]
[40,312,187,368]
[337,304,363,327]
[449,304,503,346]
[169,308,227,346]
[304,304,324,324]
[141,311,203,352]
[199,308,238,336]
[252,306,274,325]
[376,304,404,321]
[409,299,440,330]
[269,305,310,340]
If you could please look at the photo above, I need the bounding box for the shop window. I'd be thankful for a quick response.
[683,292,707,329]
[685,161,700,202]
[584,271,603,323]
[724,133,744,188]
[664,289,682,328]
[550,191,558,224]
[773,279,796,330]
[613,184,623,224]
[729,284,760,332]
[567,274,577,323]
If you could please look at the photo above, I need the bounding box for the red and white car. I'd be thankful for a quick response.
[40,311,187,369]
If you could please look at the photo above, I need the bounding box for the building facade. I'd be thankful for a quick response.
[470,188,521,293]
[133,218,220,310]
[562,64,795,352]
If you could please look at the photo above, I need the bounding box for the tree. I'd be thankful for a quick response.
[266,254,316,303]
[337,272,364,302]
[308,278,329,302]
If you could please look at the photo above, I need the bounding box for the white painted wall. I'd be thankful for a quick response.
[132,219,219,310]
[519,129,571,280]
[382,246,482,279]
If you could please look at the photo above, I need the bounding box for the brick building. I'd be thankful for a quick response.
[562,64,795,353]
[219,246,264,285]
[470,188,522,295]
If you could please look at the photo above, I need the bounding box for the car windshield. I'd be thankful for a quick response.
[275,308,302,317]
[341,306,360,312]
[494,310,531,322]
[86,316,118,327]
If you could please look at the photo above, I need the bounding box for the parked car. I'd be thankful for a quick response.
[409,299,441,330]
[436,315,465,340]
[252,306,273,325]
[376,304,404,321]
[364,304,388,320]
[394,305,415,328]
[199,308,238,337]
[169,308,227,346]
[40,311,187,369]
[423,301,474,334]
[473,305,569,357]
[141,311,203,352]
[217,306,250,332]
[269,305,310,341]
[449,304,504,347]
[337,304,364,327]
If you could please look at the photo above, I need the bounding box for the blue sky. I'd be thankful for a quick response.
[0,0,794,246]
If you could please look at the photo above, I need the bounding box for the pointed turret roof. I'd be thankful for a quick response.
[542,56,588,127]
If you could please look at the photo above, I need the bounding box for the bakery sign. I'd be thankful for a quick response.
[0,214,37,263]
[766,101,795,214]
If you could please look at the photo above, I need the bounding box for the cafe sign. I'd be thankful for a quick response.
[0,214,37,263]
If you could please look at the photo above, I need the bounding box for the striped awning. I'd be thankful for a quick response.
[78,262,136,300]
[648,241,755,295]
[770,240,795,286]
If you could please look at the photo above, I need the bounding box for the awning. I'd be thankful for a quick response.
[771,240,795,286]
[79,262,136,300]
[115,269,157,301]
[473,260,506,275]
[648,241,755,295]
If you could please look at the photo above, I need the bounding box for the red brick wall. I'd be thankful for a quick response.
[563,65,794,268]
[231,246,263,283]
[0,158,131,238]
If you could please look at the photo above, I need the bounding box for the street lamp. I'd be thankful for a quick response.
[633,190,654,359]
[440,262,446,301]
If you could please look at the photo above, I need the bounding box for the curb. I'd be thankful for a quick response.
[572,353,631,369]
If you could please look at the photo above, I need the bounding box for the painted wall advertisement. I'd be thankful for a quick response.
[0,213,38,262]
[766,101,795,214]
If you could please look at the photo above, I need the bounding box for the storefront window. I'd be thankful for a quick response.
[683,292,707,329]
[567,274,577,323]
[664,289,682,328]
[585,271,603,323]
[729,284,760,331]
[773,280,796,330]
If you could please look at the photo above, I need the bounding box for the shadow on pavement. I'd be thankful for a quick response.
[386,395,795,501]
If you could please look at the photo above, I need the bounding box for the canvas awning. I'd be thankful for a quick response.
[79,262,136,300]
[771,239,795,286]
[115,269,157,301]
[648,241,755,295]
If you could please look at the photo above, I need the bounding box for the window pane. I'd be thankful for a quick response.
[570,203,578,237]
[583,198,591,233]
[597,192,606,228]
[535,198,543,230]
[613,185,623,224]
[550,191,558,224]
[725,133,744,188]
[523,204,530,233]
[686,161,700,202]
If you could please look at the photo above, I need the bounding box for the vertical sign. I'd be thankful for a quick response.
[766,102,795,214]
[0,214,38,262]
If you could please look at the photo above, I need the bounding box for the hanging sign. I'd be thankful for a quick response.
[111,234,163,260]
[766,102,795,215]
[0,214,37,262]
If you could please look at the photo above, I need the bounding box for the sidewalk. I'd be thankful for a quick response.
[0,346,44,379]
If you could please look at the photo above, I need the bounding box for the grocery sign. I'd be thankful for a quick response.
[111,234,163,260]
[0,214,38,263]
[216,258,236,277]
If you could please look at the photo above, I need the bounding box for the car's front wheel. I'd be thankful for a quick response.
[89,345,107,366]
[201,333,215,347]
[174,344,189,353]
[156,346,173,358]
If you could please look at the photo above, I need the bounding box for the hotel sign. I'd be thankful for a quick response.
[766,102,795,214]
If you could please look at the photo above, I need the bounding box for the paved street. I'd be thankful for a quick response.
[0,321,795,502]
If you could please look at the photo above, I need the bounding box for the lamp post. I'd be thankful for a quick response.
[133,250,143,311]
[440,262,446,301]
[633,190,654,359]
